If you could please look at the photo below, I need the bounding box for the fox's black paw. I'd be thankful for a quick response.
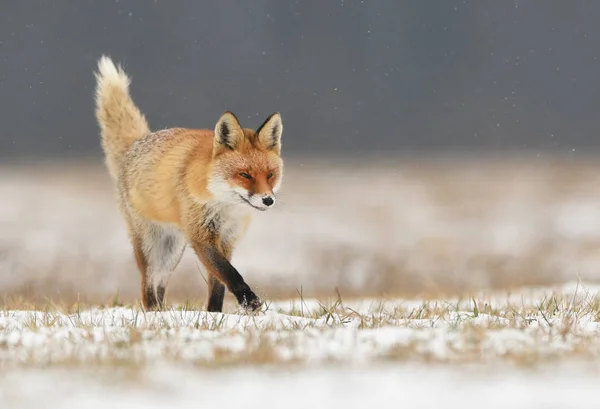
[237,290,262,312]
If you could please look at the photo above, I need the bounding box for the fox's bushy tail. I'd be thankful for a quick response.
[94,55,150,180]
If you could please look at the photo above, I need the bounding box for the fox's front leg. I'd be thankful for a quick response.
[192,243,262,312]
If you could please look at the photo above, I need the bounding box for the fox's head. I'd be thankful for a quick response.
[208,111,284,211]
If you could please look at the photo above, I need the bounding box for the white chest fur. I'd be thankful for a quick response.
[201,201,251,246]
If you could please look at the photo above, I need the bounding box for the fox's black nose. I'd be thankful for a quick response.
[262,197,274,207]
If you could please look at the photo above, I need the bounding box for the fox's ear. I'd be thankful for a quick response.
[256,112,283,153]
[214,111,244,154]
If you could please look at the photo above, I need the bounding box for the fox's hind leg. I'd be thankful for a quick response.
[131,222,186,310]
[206,245,233,312]
[207,275,226,312]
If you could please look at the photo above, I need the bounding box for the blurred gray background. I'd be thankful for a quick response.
[1,1,599,159]
[4,1,600,305]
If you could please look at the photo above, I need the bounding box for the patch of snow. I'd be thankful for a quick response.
[1,282,600,366]
[1,363,600,409]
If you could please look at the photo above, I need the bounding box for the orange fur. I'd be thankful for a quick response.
[94,56,284,312]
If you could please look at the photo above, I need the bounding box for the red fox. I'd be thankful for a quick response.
[93,56,283,312]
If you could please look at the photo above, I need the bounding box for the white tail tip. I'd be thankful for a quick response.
[95,55,130,89]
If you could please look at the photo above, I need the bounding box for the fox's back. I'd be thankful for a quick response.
[121,127,214,224]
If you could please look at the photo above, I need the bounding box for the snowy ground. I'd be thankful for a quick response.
[3,155,600,407]
[3,363,600,409]
[1,281,600,407]
[2,281,600,367]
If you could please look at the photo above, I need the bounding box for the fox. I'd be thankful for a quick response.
[93,55,283,312]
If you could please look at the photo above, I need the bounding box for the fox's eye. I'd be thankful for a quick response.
[239,172,252,179]
[267,172,274,179]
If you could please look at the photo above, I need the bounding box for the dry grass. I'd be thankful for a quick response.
[1,280,600,369]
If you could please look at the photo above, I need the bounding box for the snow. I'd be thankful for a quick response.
[2,363,600,409]
[1,281,600,368]
[2,160,600,407]
[2,283,600,408]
